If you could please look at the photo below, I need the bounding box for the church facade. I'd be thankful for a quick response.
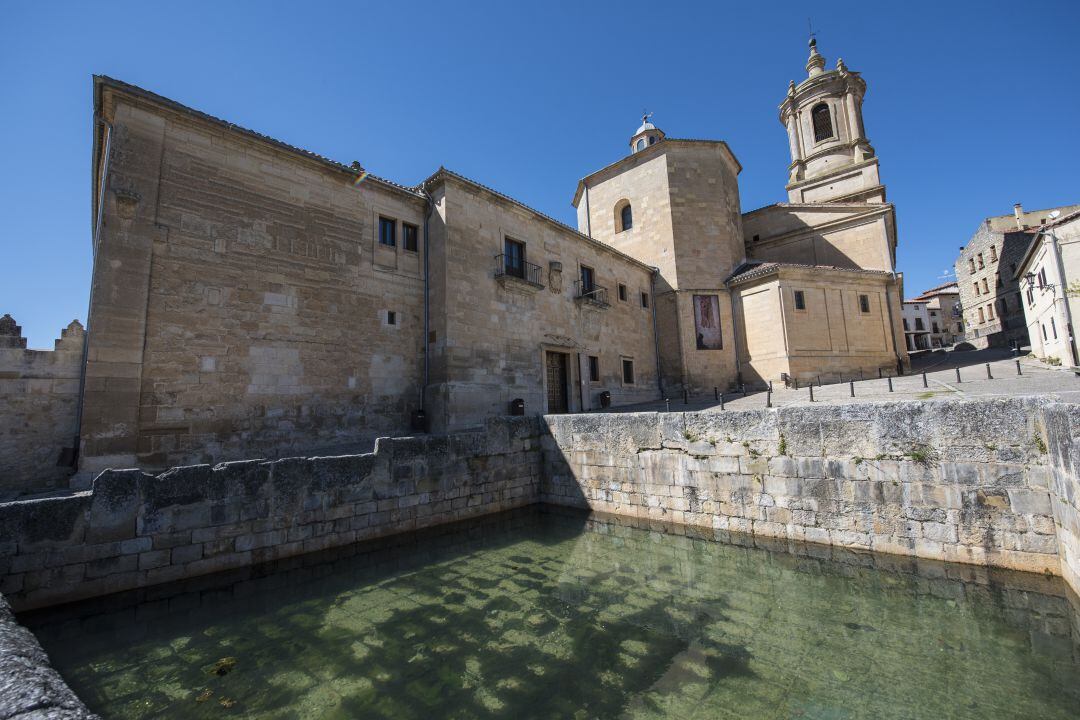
[68,39,906,476]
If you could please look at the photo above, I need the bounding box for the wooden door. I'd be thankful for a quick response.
[545,352,568,414]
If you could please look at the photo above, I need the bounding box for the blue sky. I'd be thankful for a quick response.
[3,0,1078,348]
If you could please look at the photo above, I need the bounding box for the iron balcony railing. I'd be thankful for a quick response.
[494,254,543,287]
[574,280,609,307]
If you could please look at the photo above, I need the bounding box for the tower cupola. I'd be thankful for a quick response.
[629,113,665,153]
[778,37,881,204]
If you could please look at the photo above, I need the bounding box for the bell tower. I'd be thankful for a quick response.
[780,38,883,204]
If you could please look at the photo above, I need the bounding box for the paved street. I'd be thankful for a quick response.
[603,348,1079,413]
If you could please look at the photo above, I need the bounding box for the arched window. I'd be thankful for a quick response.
[635,138,646,151]
[811,103,833,142]
[615,200,633,232]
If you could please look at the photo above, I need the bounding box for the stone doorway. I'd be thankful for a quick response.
[545,351,569,414]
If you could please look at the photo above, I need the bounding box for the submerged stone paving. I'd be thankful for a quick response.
[22,509,1080,719]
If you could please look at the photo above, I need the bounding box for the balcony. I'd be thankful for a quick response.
[494,254,543,290]
[574,281,609,307]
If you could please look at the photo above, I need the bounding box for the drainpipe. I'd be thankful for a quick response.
[583,181,592,238]
[70,116,113,468]
[728,286,743,379]
[421,188,435,412]
[649,268,663,397]
[884,275,904,373]
[1045,229,1078,366]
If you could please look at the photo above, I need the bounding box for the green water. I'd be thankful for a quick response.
[23,507,1080,719]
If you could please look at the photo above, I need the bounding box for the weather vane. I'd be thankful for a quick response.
[808,17,815,43]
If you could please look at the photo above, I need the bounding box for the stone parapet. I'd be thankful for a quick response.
[542,398,1075,582]
[0,416,542,611]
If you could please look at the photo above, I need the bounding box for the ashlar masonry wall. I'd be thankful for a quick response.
[0,417,541,611]
[543,398,1064,575]
[0,315,85,499]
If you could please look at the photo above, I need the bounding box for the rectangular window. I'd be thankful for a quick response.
[640,292,650,309]
[915,318,924,331]
[1051,317,1058,339]
[990,245,998,262]
[977,253,984,269]
[981,278,989,294]
[580,265,595,292]
[932,322,939,333]
[403,223,418,252]
[1027,288,1034,305]
[622,358,635,385]
[1042,324,1048,341]
[504,238,525,278]
[987,303,995,320]
[858,294,870,314]
[1038,268,1048,288]
[378,216,396,246]
[794,290,806,310]
[903,318,909,331]
[386,310,397,326]
[977,307,984,323]
[618,283,627,302]
[588,355,600,382]
[968,258,976,274]
[973,282,980,296]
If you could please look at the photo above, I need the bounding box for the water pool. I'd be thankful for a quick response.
[22,507,1080,719]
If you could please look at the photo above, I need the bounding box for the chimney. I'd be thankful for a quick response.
[1013,203,1024,230]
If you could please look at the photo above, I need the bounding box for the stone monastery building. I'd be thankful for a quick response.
[70,38,906,475]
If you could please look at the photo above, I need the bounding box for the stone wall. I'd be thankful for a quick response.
[82,79,427,475]
[424,172,661,430]
[0,417,542,611]
[1043,403,1080,594]
[542,398,1063,575]
[0,314,85,499]
[0,592,98,719]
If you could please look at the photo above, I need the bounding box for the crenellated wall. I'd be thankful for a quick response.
[0,417,542,611]
[0,314,85,499]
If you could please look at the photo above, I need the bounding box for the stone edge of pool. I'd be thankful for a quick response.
[0,592,100,719]
[0,396,1078,716]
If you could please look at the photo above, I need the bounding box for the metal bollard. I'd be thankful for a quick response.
[714,386,719,401]
[878,368,883,379]
[794,377,799,390]
[849,381,855,397]
[769,380,774,392]
[809,385,814,402]
[817,375,822,387]
[922,371,928,388]
[766,390,772,408]
[888,377,893,392]
[665,398,670,412]
[719,393,725,410]
[955,367,961,383]
[741,384,747,398]
[1016,360,1022,376]
[985,363,993,380]
[684,389,689,405]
